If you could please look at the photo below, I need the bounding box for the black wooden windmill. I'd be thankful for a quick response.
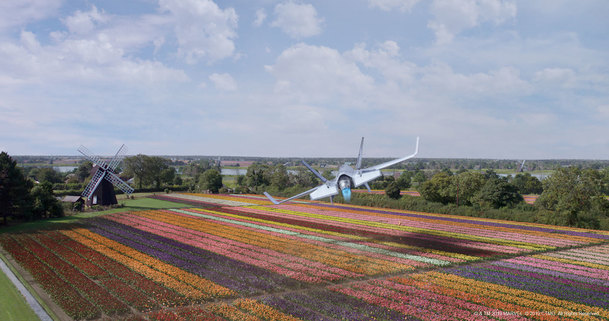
[78,144,134,206]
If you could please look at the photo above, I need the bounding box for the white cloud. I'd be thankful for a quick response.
[533,68,576,88]
[368,0,421,12]
[0,23,188,86]
[420,64,528,96]
[253,9,266,27]
[271,2,323,39]
[209,73,237,91]
[159,0,238,64]
[62,6,109,35]
[346,41,416,86]
[0,0,62,32]
[428,0,516,44]
[265,43,374,105]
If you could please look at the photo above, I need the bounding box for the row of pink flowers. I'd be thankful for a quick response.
[505,256,609,280]
[206,206,468,263]
[163,209,405,275]
[113,211,358,282]
[182,208,432,269]
[279,204,585,248]
[238,205,527,255]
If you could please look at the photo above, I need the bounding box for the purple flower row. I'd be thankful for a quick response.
[87,218,302,295]
[315,203,609,240]
[259,289,409,321]
[444,264,609,308]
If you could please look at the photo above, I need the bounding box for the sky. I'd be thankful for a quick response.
[0,0,608,159]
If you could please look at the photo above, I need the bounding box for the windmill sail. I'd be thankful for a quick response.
[78,145,107,168]
[107,144,127,171]
[105,171,134,195]
[82,168,106,199]
[78,144,134,205]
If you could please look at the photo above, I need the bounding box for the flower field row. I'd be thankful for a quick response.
[1,193,609,320]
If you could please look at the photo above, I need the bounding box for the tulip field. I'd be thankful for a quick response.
[1,193,609,320]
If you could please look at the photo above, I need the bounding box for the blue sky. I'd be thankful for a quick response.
[1,0,608,159]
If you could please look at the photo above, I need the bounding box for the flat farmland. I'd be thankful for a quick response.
[1,193,609,320]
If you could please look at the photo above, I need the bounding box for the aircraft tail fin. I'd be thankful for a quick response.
[356,137,364,170]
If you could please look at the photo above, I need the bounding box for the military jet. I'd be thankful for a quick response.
[264,137,419,205]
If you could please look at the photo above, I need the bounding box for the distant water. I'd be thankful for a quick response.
[498,173,547,180]
[53,166,77,173]
[221,168,248,175]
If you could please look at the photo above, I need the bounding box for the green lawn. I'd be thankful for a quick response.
[118,196,190,209]
[0,263,40,321]
[1,195,189,234]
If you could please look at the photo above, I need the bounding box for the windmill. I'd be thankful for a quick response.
[77,144,134,206]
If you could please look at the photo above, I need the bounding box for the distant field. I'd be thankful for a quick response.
[1,193,608,320]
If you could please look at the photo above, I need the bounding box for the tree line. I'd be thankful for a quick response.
[360,167,609,230]
[1,152,64,224]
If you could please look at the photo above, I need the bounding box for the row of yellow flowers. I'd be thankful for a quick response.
[299,203,598,245]
[61,228,235,300]
[133,209,407,276]
[199,299,300,321]
[185,207,413,274]
[185,192,270,205]
[223,205,478,262]
[410,271,609,320]
[251,205,549,251]
[533,254,609,271]
[389,275,553,321]
[295,199,609,237]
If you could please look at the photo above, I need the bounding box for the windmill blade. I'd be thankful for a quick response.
[105,171,134,195]
[82,168,106,199]
[355,137,364,170]
[107,144,128,171]
[77,145,108,169]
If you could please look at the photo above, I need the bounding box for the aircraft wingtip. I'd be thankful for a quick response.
[263,192,280,205]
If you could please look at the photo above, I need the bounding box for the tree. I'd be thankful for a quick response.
[473,177,523,209]
[160,167,176,186]
[124,155,170,189]
[199,169,223,193]
[385,181,401,199]
[511,173,543,194]
[76,161,93,182]
[245,163,271,188]
[124,155,147,189]
[536,167,607,226]
[419,172,454,204]
[30,167,63,184]
[182,160,214,178]
[294,169,319,187]
[451,171,486,206]
[270,164,289,189]
[396,171,412,189]
[31,182,63,219]
[412,170,427,185]
[0,152,33,224]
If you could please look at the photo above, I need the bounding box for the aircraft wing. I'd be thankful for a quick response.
[364,137,419,172]
[264,186,322,205]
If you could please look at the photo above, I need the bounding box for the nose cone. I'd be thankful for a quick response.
[341,187,352,202]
